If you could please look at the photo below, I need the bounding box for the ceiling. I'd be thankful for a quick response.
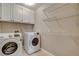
[17,3,53,11]
[17,3,43,10]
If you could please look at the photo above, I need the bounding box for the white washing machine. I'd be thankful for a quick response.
[0,33,22,56]
[23,32,41,54]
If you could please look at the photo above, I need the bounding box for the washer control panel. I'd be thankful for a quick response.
[0,33,22,39]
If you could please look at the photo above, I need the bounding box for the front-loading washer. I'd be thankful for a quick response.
[0,33,22,56]
[23,32,41,54]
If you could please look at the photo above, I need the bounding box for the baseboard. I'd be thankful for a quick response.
[41,48,54,56]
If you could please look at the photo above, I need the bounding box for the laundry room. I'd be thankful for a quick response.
[0,3,50,56]
[0,3,79,56]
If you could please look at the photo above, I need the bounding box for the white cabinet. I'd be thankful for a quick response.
[1,4,11,21]
[0,4,2,19]
[23,7,34,24]
[0,3,35,24]
[10,4,14,21]
[13,4,23,22]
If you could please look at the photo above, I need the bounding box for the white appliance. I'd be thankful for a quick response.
[0,33,22,56]
[23,32,40,54]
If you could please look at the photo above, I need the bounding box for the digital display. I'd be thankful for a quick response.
[14,34,20,37]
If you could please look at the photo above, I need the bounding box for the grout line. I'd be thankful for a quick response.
[41,48,54,56]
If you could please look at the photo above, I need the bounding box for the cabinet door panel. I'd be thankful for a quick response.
[0,4,2,19]
[13,4,23,22]
[23,8,34,24]
[10,4,14,21]
[2,4,11,21]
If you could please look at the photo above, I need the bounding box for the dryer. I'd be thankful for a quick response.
[23,32,40,54]
[0,33,22,56]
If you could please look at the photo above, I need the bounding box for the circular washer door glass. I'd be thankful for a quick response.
[2,42,18,55]
[32,38,39,46]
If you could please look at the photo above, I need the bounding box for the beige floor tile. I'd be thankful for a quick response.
[22,48,53,56]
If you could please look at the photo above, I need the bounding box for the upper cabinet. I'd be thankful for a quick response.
[13,4,23,22]
[0,4,12,21]
[0,4,2,19]
[23,7,35,24]
[0,3,35,24]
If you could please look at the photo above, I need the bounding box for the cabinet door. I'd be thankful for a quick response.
[13,4,23,22]
[23,8,34,24]
[10,3,14,22]
[28,11,34,24]
[2,3,11,21]
[0,4,2,20]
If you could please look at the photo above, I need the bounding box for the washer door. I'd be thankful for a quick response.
[0,39,21,56]
[32,38,39,46]
[2,42,18,55]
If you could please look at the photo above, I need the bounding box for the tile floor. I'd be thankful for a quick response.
[22,48,53,56]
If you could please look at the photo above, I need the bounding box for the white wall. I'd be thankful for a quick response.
[0,22,33,33]
[34,3,79,56]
